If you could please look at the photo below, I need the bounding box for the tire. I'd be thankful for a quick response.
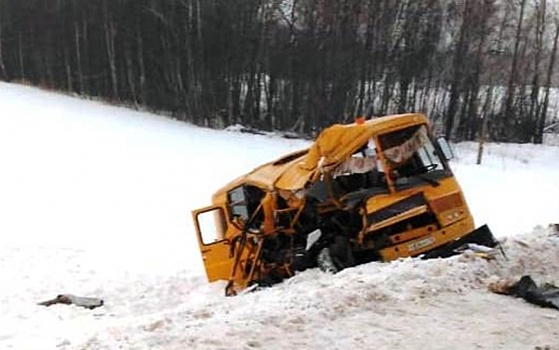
[317,247,339,273]
[317,236,355,273]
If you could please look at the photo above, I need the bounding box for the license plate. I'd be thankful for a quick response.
[408,236,435,252]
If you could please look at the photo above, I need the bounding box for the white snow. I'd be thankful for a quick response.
[0,82,558,349]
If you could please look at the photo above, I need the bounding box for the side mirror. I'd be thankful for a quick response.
[437,137,454,161]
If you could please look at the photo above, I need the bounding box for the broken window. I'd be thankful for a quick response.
[331,141,387,194]
[379,125,447,188]
[227,185,265,229]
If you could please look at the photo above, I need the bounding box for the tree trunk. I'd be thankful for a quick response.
[136,22,145,105]
[529,0,546,140]
[445,0,473,139]
[0,12,8,80]
[502,0,526,140]
[18,32,25,81]
[537,19,559,144]
[124,41,138,109]
[64,46,73,92]
[104,1,118,100]
[74,22,84,94]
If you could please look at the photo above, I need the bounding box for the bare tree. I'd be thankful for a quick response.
[103,0,118,100]
[537,15,559,143]
[0,11,8,80]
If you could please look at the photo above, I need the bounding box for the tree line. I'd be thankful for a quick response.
[0,0,558,142]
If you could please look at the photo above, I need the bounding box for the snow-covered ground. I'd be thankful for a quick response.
[0,82,558,349]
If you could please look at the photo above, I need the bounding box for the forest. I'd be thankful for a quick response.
[0,0,558,142]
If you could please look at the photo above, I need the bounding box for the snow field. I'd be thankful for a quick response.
[0,82,558,349]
